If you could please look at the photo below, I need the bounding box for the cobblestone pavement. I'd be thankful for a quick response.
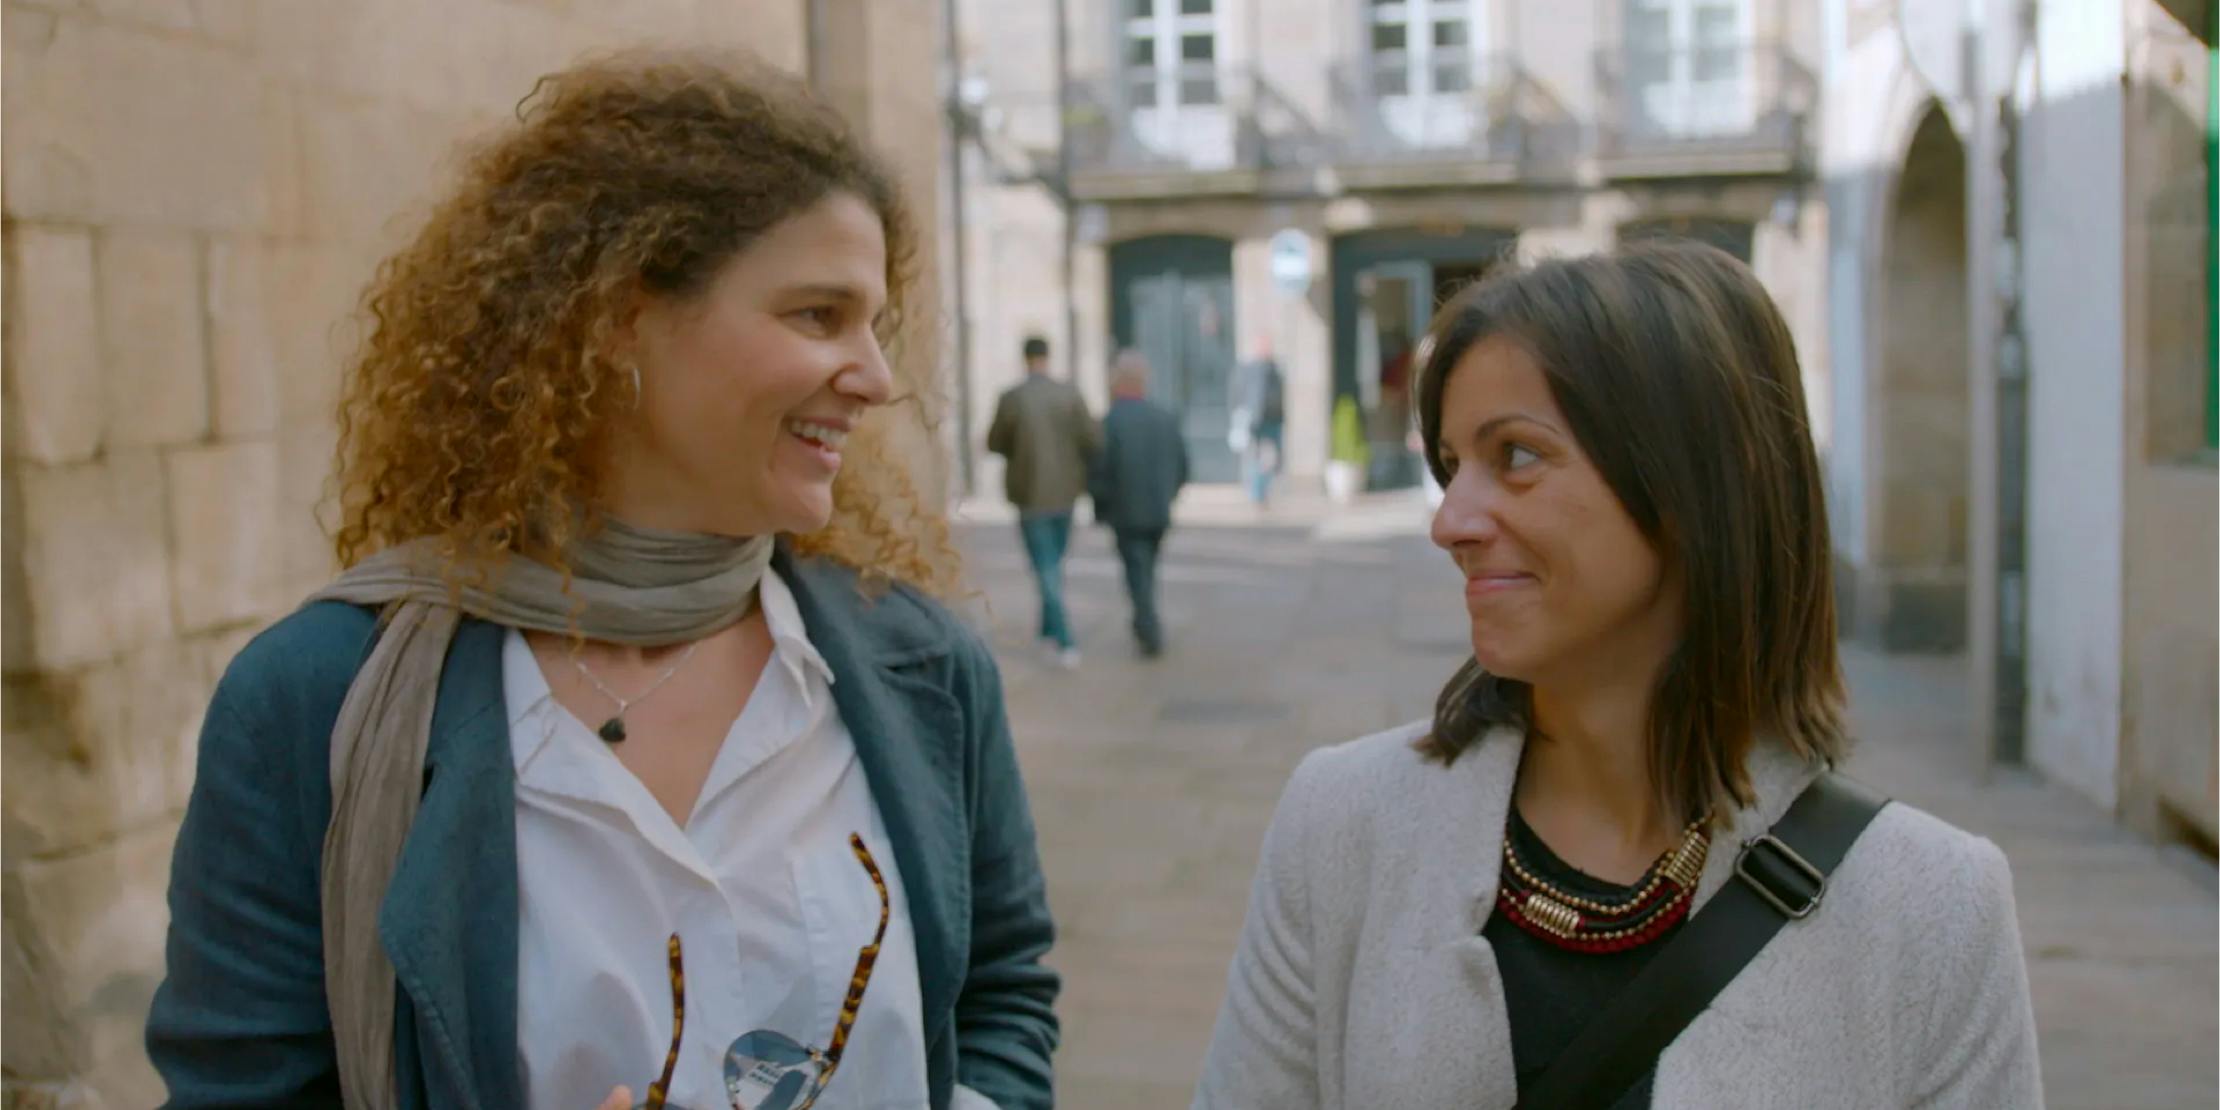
[950,490,2217,1110]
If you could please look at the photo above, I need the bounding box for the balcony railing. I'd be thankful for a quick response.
[1594,39,1815,177]
[1062,66,1328,199]
[1021,44,1810,200]
[1325,53,1575,187]
[952,83,1066,189]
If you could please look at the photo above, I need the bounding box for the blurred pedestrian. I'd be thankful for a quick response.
[1228,340,1285,507]
[988,335,1101,669]
[147,51,1058,1110]
[1089,350,1189,658]
[1196,242,2040,1108]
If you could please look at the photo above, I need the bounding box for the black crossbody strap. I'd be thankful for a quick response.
[1511,772,1890,1110]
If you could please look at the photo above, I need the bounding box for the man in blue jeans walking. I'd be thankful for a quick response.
[987,335,1100,668]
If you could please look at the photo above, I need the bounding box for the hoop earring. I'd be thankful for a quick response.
[626,362,643,410]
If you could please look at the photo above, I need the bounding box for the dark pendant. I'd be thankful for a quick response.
[597,716,627,744]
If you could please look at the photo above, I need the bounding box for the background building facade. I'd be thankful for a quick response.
[949,0,1830,499]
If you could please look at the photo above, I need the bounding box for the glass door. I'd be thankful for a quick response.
[1354,261,1431,489]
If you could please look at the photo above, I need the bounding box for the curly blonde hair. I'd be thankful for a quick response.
[332,49,959,594]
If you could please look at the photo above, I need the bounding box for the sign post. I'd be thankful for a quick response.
[1268,228,1312,299]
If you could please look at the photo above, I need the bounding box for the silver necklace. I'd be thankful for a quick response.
[572,642,699,743]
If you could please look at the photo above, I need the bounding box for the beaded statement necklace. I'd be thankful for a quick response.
[1496,813,1711,954]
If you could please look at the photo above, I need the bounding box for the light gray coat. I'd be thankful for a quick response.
[1194,722,2043,1109]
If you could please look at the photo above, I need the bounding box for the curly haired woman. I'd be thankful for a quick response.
[146,51,1057,1110]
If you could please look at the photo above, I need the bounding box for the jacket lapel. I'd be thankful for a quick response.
[367,553,976,1106]
[1453,728,1525,1109]
[377,616,523,1110]
[776,548,971,1053]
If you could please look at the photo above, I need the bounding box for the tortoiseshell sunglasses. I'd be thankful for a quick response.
[639,833,891,1110]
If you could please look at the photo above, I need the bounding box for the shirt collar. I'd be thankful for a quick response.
[499,568,833,773]
[758,567,834,697]
[502,628,559,772]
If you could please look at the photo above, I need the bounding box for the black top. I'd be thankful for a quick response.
[1483,808,1686,1109]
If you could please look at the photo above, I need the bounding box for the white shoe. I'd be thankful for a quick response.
[1054,647,1082,670]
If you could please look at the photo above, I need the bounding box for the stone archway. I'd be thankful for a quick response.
[1868,103,1970,650]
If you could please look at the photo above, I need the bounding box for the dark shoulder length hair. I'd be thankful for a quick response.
[1414,239,1847,824]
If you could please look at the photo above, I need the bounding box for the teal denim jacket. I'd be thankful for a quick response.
[146,547,1059,1109]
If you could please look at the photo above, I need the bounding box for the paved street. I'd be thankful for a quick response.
[950,488,2218,1109]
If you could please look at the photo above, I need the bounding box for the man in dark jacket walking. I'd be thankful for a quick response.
[987,335,1100,667]
[1088,350,1188,657]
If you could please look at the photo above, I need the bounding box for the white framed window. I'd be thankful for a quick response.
[1124,0,1219,109]
[1624,0,1753,138]
[1367,0,1486,147]
[1120,0,1232,167]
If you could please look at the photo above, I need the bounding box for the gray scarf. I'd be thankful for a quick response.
[307,519,774,1109]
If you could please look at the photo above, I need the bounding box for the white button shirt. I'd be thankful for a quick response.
[506,569,930,1109]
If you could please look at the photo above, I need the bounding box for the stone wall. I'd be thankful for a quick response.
[1820,0,2217,842]
[2019,0,2131,808]
[0,1,943,1105]
[2120,0,2217,844]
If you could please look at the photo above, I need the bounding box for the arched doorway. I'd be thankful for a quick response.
[1110,235,1238,482]
[1871,104,1969,650]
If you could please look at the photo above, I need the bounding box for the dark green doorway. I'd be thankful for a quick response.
[1110,235,1239,483]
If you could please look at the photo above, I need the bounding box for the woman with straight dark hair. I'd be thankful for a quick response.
[1195,241,2040,1108]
